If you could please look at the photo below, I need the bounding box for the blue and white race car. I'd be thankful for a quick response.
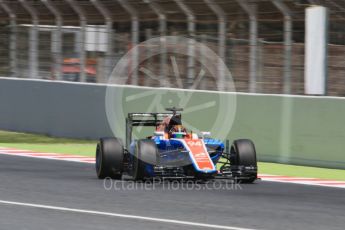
[96,108,258,183]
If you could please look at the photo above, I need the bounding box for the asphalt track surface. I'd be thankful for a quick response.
[0,154,344,230]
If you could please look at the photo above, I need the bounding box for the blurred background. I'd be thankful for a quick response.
[0,0,344,95]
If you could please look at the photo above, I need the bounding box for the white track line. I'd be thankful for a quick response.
[0,200,255,230]
[260,176,345,189]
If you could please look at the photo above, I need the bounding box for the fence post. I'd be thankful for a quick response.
[117,0,139,85]
[145,0,167,80]
[90,0,113,83]
[257,39,264,93]
[174,0,195,88]
[41,0,63,81]
[304,6,328,95]
[145,28,153,82]
[200,34,207,90]
[66,0,87,83]
[0,0,17,78]
[272,0,292,94]
[203,0,227,91]
[19,0,39,79]
[237,0,258,93]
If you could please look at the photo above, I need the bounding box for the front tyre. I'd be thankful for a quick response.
[96,137,124,180]
[230,139,258,183]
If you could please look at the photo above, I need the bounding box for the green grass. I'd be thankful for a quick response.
[0,130,96,156]
[258,162,345,181]
[1,130,344,180]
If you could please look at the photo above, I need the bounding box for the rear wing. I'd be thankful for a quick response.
[125,112,182,148]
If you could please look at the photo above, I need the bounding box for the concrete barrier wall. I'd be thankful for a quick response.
[0,78,113,139]
[1,77,345,169]
[231,94,345,169]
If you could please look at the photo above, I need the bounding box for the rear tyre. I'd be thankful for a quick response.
[230,139,257,183]
[132,139,158,181]
[96,137,124,180]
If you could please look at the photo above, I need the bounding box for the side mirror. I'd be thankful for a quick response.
[154,131,165,136]
[199,131,211,139]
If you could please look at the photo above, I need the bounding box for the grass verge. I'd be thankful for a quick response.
[258,162,345,181]
[0,130,96,156]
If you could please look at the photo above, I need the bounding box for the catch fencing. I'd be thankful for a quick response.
[0,0,344,95]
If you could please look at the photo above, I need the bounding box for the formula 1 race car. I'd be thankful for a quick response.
[96,107,258,183]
